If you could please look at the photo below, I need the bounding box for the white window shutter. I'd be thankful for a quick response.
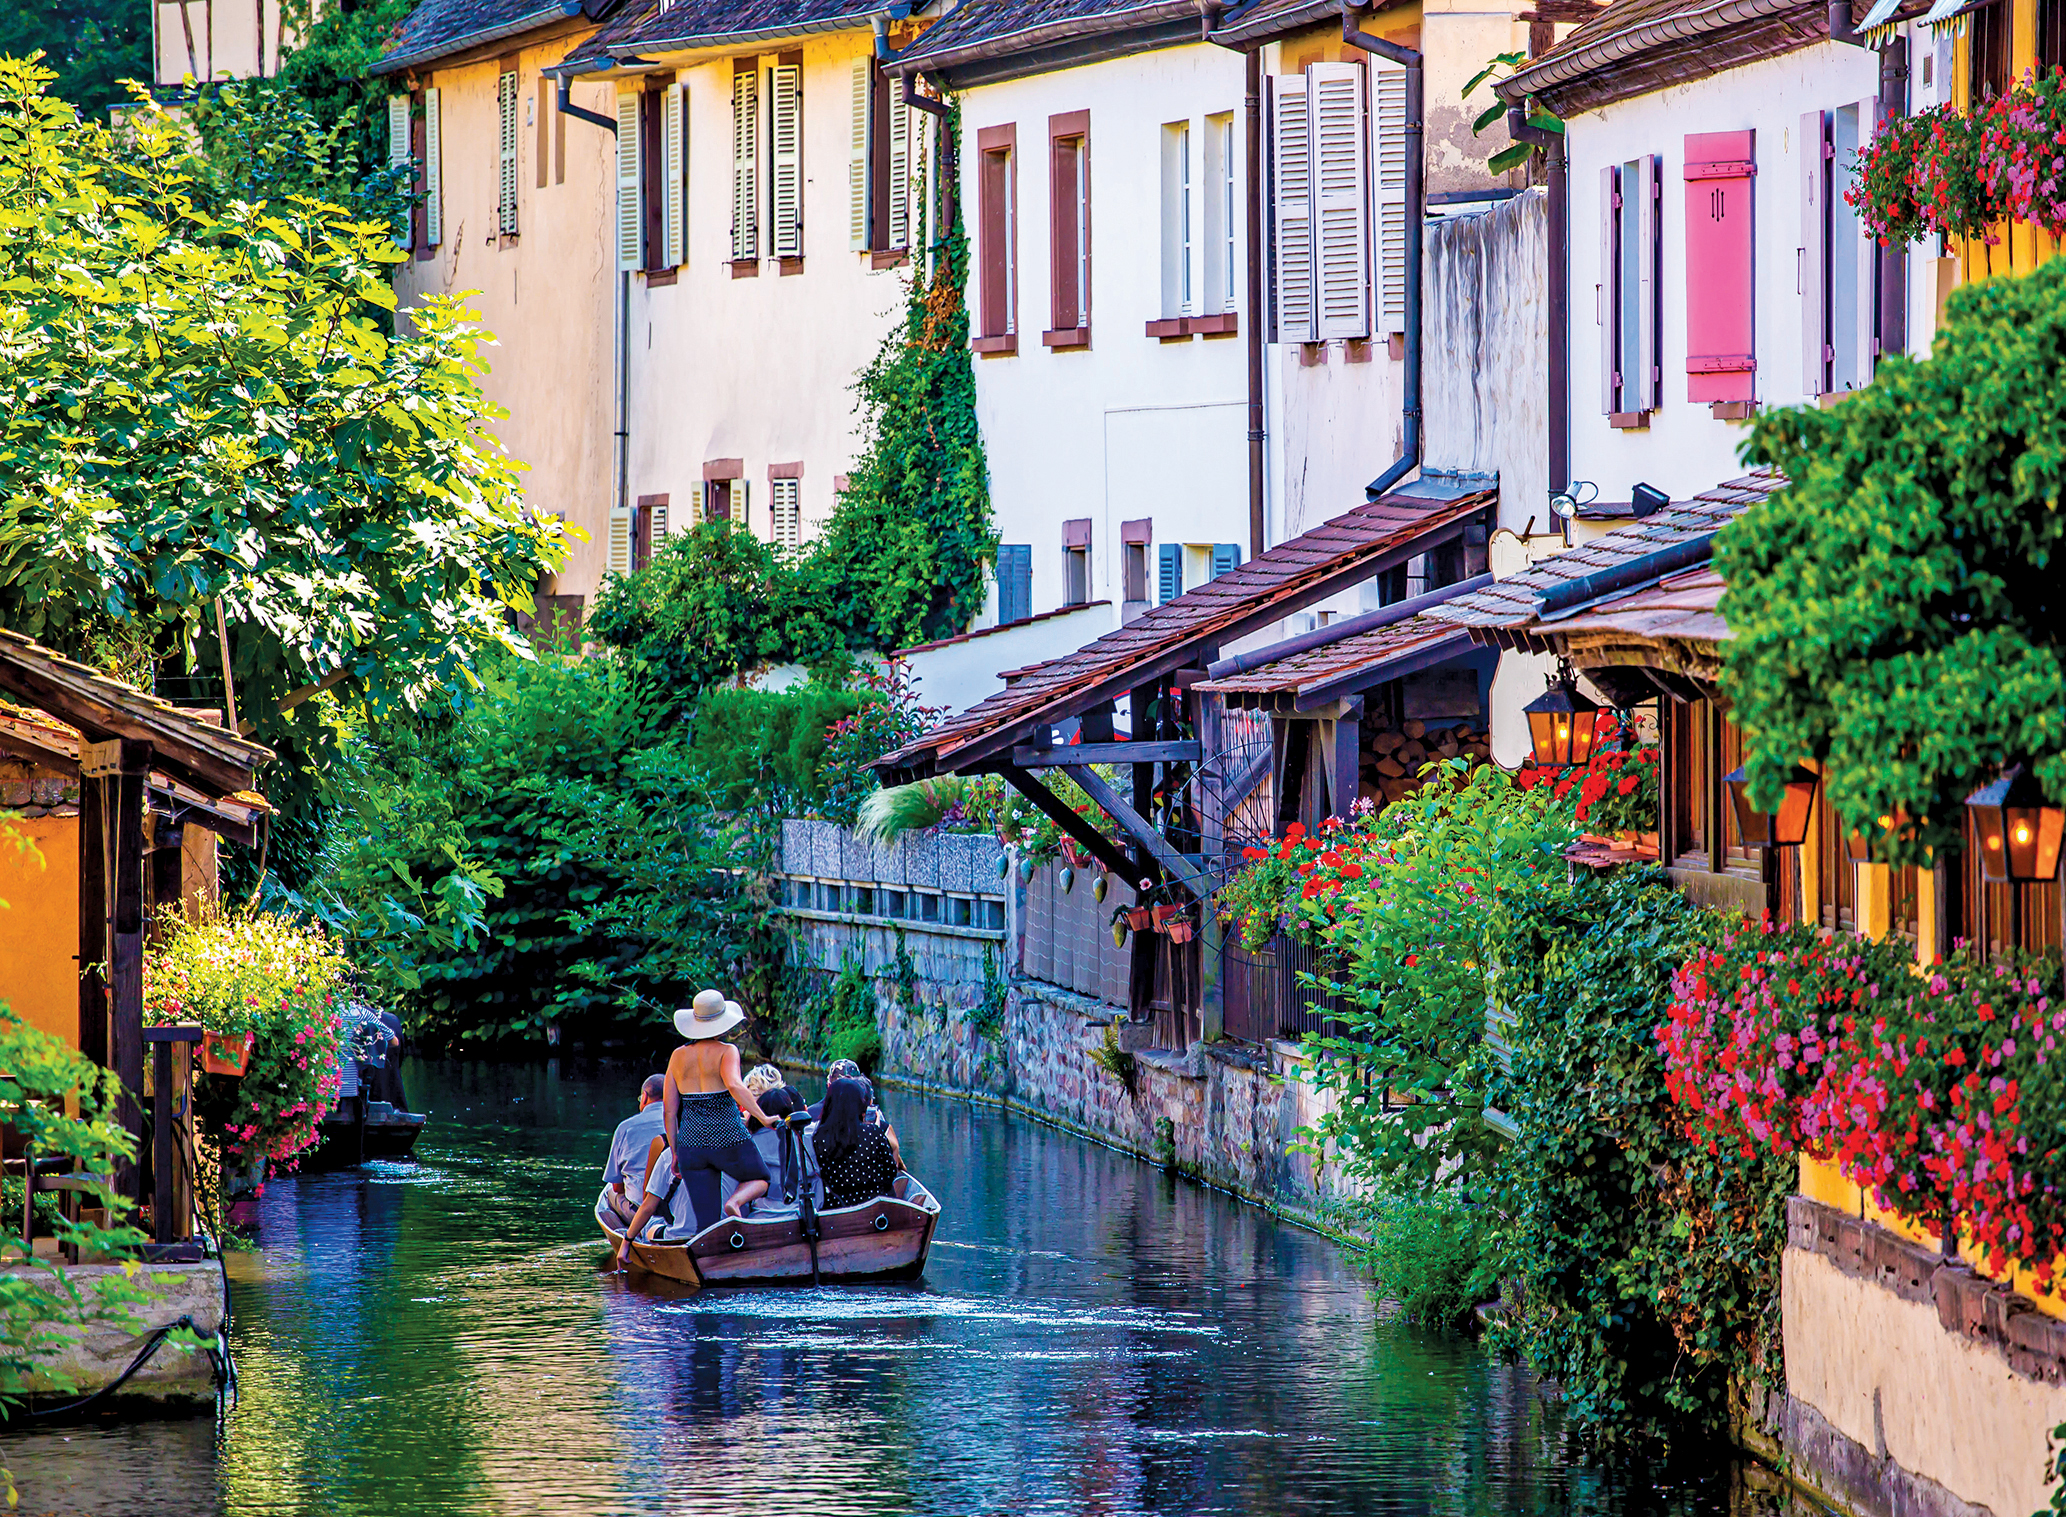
[388,95,412,248]
[771,63,802,258]
[662,83,686,268]
[732,479,750,525]
[498,71,519,238]
[1371,61,1407,335]
[650,500,669,542]
[850,59,870,250]
[1269,74,1313,343]
[1309,62,1368,341]
[424,88,443,248]
[608,508,633,577]
[1638,153,1660,411]
[888,82,910,249]
[772,479,800,548]
[732,72,759,260]
[1800,109,1826,396]
[617,87,643,271]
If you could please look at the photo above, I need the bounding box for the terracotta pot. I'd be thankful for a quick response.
[1152,903,1183,927]
[1125,908,1154,931]
[1168,920,1195,944]
[202,1031,252,1077]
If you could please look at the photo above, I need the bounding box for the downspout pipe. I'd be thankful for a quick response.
[876,13,957,230]
[1341,2,1423,501]
[1828,0,1859,46]
[1244,46,1265,558]
[556,70,631,561]
[1507,104,1567,493]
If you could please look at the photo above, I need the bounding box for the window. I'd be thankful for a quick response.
[1120,520,1151,604]
[1800,106,1869,397]
[1205,112,1235,314]
[633,494,668,572]
[1062,518,1091,606]
[497,65,519,239]
[976,125,1017,348]
[731,65,759,261]
[1047,112,1090,344]
[770,475,801,549]
[701,478,748,527]
[850,60,913,253]
[996,544,1031,623]
[1161,121,1193,318]
[1599,155,1661,419]
[770,59,802,260]
[1971,0,2011,100]
[1814,768,1855,933]
[1269,62,1371,343]
[2044,0,2066,80]
[1157,542,1183,604]
[1682,132,1753,406]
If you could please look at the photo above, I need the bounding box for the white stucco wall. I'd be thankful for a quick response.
[626,30,915,549]
[956,40,1252,646]
[394,40,619,607]
[1563,39,1890,506]
[154,0,287,86]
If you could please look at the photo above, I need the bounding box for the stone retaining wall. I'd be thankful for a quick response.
[14,1261,225,1413]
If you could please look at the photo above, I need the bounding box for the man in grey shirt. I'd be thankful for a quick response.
[602,1074,667,1225]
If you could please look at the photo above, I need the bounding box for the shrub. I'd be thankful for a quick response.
[144,910,349,1176]
[1364,1189,1500,1329]
[814,957,883,1073]
[687,684,872,817]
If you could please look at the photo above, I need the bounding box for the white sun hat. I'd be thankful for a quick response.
[674,988,746,1041]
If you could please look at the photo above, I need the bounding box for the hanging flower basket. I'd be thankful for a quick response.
[201,1031,253,1077]
[1125,907,1155,932]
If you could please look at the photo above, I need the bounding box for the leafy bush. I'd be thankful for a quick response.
[0,1005,156,1410]
[303,651,773,1049]
[144,910,350,1175]
[817,666,943,827]
[1364,1189,1500,1329]
[812,957,882,1073]
[1731,257,2066,864]
[686,685,872,817]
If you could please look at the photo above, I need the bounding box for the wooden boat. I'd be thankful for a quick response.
[597,1179,941,1288]
[302,1099,427,1171]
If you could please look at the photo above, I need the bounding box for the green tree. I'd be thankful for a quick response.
[1726,260,2066,862]
[0,60,564,764]
[0,3,147,116]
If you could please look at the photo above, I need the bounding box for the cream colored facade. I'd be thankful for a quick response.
[388,34,621,613]
[153,0,289,85]
[607,25,919,557]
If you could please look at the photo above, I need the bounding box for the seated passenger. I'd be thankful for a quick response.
[601,1073,667,1226]
[812,1078,905,1210]
[615,1140,697,1270]
[743,1063,784,1100]
[724,1085,801,1212]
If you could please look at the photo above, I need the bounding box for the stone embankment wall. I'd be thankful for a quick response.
[20,1261,226,1411]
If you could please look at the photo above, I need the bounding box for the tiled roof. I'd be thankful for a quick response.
[554,0,659,69]
[1208,0,1351,46]
[374,0,588,75]
[893,0,1195,67]
[1194,612,1474,712]
[1493,0,1838,113]
[620,0,885,53]
[1543,565,1728,645]
[1423,468,1785,643]
[875,482,1496,782]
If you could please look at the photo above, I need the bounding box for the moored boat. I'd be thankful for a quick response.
[597,1179,940,1288]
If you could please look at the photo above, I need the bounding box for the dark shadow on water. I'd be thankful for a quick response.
[0,1059,1824,1517]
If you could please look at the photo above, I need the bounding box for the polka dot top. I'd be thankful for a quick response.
[815,1123,899,1210]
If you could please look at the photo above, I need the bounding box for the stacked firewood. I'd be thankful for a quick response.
[1361,719,1494,806]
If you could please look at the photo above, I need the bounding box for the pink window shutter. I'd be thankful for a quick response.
[1683,130,1756,404]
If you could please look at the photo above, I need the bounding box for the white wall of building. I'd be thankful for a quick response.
[956,40,1253,636]
[1564,39,1887,506]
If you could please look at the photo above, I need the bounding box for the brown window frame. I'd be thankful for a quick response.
[633,493,666,572]
[1046,110,1090,348]
[975,123,1017,352]
[1970,0,2012,100]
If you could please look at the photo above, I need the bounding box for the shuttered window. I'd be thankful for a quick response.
[1373,62,1407,334]
[608,506,633,577]
[1210,543,1241,579]
[996,545,1032,624]
[616,87,642,271]
[731,69,759,260]
[771,478,801,548]
[387,95,412,248]
[497,68,520,238]
[1049,121,1089,333]
[1158,542,1183,604]
[770,62,802,259]
[1309,62,1368,341]
[1683,131,1756,404]
[424,88,443,248]
[1269,73,1312,342]
[1161,121,1192,319]
[977,127,1016,339]
[662,83,687,269]
[849,60,870,249]
[1598,156,1661,416]
[888,83,911,249]
[1801,104,1872,398]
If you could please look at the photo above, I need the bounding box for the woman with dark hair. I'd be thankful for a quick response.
[812,1078,902,1210]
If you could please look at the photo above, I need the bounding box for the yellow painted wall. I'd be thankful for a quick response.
[1953,0,2066,279]
[0,815,79,1049]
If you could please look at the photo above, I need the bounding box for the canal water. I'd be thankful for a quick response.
[3,1061,1806,1516]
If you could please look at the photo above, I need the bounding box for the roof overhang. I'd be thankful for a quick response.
[372,2,581,76]
[1494,0,1831,116]
[0,709,272,845]
[891,1,1209,85]
[614,10,878,61]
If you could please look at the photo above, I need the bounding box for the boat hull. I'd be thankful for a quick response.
[598,1185,939,1288]
[302,1110,427,1171]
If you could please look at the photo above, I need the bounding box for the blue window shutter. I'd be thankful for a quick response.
[998,545,1031,623]
[1211,543,1241,579]
[1158,543,1182,604]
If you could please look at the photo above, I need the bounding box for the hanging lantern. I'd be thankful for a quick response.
[1521,661,1602,769]
[1723,765,1817,849]
[1966,765,2066,883]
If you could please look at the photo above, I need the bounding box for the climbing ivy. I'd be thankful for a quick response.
[1725,260,2066,863]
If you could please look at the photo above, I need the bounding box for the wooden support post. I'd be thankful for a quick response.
[1198,693,1225,1044]
[1333,699,1362,818]
[152,1040,173,1244]
[997,765,1145,887]
[83,738,152,1209]
[1061,764,1213,900]
[77,775,107,1069]
[1130,680,1160,890]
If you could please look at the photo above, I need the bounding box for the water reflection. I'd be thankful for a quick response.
[0,1061,1816,1516]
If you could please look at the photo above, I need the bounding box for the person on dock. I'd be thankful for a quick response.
[602,1073,667,1226]
[813,1078,906,1211]
[663,990,776,1233]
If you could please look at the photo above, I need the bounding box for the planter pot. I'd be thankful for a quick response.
[1152,903,1183,927]
[201,1031,252,1077]
[1126,908,1155,932]
[1168,920,1195,944]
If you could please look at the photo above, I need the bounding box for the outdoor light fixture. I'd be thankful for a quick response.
[1522,661,1601,769]
[1965,765,2065,883]
[1547,481,1597,546]
[1723,765,1818,850]
[1631,482,1670,519]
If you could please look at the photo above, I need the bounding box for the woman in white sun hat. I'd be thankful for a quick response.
[658,990,777,1235]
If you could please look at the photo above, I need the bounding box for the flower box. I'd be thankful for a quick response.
[201,1031,252,1077]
